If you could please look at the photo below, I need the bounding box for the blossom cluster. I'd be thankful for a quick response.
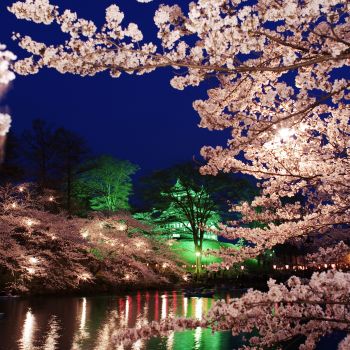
[306,241,350,265]
[0,44,16,138]
[6,0,350,348]
[111,270,350,349]
[0,183,184,294]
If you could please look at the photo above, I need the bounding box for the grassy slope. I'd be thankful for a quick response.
[170,239,238,265]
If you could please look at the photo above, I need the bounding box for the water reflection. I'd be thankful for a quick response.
[20,309,36,350]
[0,291,242,350]
[43,316,60,350]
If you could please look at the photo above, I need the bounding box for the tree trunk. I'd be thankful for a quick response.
[195,245,202,275]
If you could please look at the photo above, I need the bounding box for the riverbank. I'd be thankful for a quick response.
[0,209,184,296]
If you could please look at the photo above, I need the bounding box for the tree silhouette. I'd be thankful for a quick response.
[53,127,89,213]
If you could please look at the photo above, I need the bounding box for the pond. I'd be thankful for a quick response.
[0,290,341,350]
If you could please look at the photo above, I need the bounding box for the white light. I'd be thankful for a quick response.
[11,202,17,209]
[195,297,203,320]
[26,219,34,227]
[29,257,38,264]
[125,296,130,326]
[161,294,167,319]
[240,265,245,270]
[27,267,35,275]
[20,310,36,350]
[125,274,130,280]
[79,273,91,281]
[273,265,277,269]
[80,229,89,238]
[48,196,54,202]
[195,252,201,257]
[116,223,127,231]
[80,298,87,331]
[285,265,289,269]
[18,186,24,192]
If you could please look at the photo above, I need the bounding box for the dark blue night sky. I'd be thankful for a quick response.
[0,0,228,175]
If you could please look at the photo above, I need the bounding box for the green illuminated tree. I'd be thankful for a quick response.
[136,162,257,274]
[74,155,139,212]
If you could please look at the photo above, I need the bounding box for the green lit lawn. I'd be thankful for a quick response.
[170,239,238,265]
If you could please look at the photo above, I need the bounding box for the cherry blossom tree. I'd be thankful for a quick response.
[0,182,184,295]
[6,0,350,348]
[0,44,15,159]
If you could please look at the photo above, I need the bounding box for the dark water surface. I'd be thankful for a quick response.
[0,290,243,350]
[0,290,341,350]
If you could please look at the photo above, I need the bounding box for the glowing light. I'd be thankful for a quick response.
[195,252,201,257]
[183,275,188,281]
[80,297,87,331]
[44,315,60,350]
[183,297,188,317]
[162,263,168,268]
[25,219,34,227]
[161,294,167,319]
[116,222,127,231]
[125,296,130,326]
[80,229,89,238]
[79,273,91,281]
[194,299,204,349]
[273,265,277,269]
[48,196,54,202]
[331,264,336,269]
[195,297,203,320]
[26,267,35,275]
[29,257,38,264]
[166,331,174,350]
[240,265,245,270]
[18,186,24,192]
[11,202,17,209]
[324,264,328,269]
[20,309,36,350]
[125,274,130,280]
[194,326,202,350]
[285,265,289,269]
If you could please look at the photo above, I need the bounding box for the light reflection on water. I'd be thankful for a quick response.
[0,291,241,350]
